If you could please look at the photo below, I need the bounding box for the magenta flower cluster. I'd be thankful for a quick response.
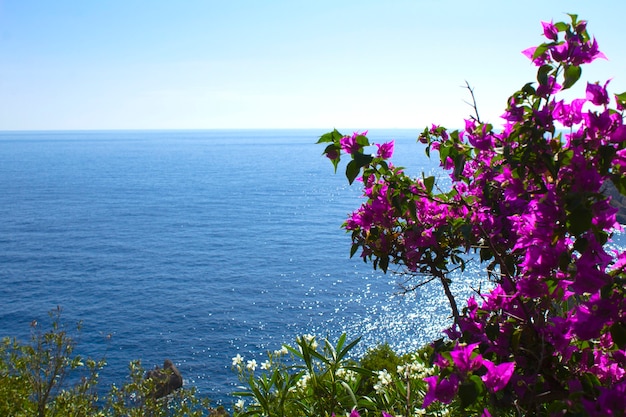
[319,14,626,416]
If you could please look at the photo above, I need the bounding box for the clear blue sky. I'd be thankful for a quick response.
[1,0,624,130]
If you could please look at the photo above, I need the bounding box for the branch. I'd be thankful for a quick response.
[462,81,481,123]
[437,270,461,327]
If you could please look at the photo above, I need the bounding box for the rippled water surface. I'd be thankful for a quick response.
[0,129,491,405]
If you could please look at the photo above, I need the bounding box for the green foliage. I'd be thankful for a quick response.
[316,14,626,416]
[0,307,216,417]
[232,335,461,417]
[0,337,35,416]
[232,333,370,417]
[106,360,211,417]
[359,343,401,393]
[0,306,104,417]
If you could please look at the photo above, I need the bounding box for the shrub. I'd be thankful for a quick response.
[318,14,626,416]
[0,306,103,417]
[0,307,213,416]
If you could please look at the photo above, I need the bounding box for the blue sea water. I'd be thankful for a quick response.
[0,129,487,406]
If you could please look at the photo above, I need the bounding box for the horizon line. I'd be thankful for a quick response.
[0,127,428,133]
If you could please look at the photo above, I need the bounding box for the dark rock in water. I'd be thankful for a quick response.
[145,359,183,399]
[602,180,626,225]
[209,406,230,416]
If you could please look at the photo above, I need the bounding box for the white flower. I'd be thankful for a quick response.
[260,360,271,370]
[235,399,245,410]
[398,360,429,379]
[274,345,289,356]
[296,372,311,391]
[335,367,357,383]
[296,334,319,351]
[298,334,318,349]
[345,369,357,383]
[246,359,257,371]
[232,354,243,367]
[377,369,393,385]
[374,369,393,393]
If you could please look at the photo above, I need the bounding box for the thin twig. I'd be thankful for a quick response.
[462,81,481,123]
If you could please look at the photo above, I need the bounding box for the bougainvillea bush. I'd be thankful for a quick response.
[319,14,626,416]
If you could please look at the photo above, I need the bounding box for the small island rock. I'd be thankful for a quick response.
[145,359,183,398]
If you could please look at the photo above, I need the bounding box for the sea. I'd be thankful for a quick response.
[0,129,492,407]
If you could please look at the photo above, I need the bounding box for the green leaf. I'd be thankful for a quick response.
[338,335,361,360]
[379,255,389,273]
[610,322,626,349]
[438,141,451,165]
[408,198,417,219]
[353,151,373,168]
[355,134,370,147]
[316,131,334,144]
[562,65,582,90]
[317,129,343,144]
[339,380,358,408]
[453,154,466,179]
[479,247,493,262]
[346,160,360,185]
[615,91,626,109]
[615,91,626,101]
[537,64,553,86]
[580,372,601,392]
[533,43,550,60]
[423,175,435,193]
[555,22,569,32]
[511,328,522,351]
[558,251,572,272]
[284,344,304,360]
[568,206,592,236]
[486,321,499,341]
[612,175,626,195]
[458,379,480,408]
[521,82,536,96]
[323,144,341,172]
[350,243,359,258]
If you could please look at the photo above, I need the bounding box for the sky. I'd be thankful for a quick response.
[1,0,625,131]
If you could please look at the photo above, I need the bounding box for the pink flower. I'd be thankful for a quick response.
[450,342,483,374]
[550,42,569,62]
[570,294,616,340]
[552,99,585,127]
[423,374,459,408]
[536,75,561,96]
[325,147,339,160]
[587,81,610,106]
[375,141,394,159]
[341,135,360,155]
[541,20,558,41]
[501,98,524,122]
[522,46,547,66]
[614,149,626,173]
[340,130,368,155]
[481,360,515,392]
[610,125,626,143]
[581,38,607,63]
